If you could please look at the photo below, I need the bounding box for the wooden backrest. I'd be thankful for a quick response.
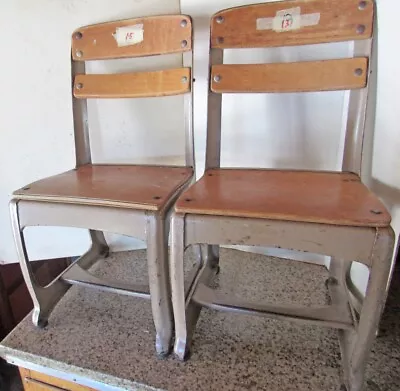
[206,0,376,175]
[72,15,192,99]
[72,15,192,61]
[210,0,373,49]
[71,15,194,167]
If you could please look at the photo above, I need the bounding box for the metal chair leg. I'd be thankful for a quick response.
[339,228,395,391]
[202,245,220,272]
[10,200,111,328]
[9,200,70,328]
[170,213,189,360]
[89,230,109,258]
[146,214,173,357]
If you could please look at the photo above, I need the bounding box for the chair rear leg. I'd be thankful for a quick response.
[89,230,109,258]
[9,200,70,328]
[339,227,395,391]
[146,214,173,357]
[203,245,220,272]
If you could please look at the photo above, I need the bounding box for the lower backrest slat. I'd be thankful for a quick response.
[73,68,191,99]
[210,58,368,93]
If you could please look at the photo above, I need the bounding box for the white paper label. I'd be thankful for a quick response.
[113,24,144,47]
[273,7,301,32]
[257,7,320,32]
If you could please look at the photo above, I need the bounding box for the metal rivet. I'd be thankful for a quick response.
[180,19,187,27]
[216,36,224,44]
[74,32,83,40]
[181,76,188,83]
[356,24,366,34]
[358,1,367,10]
[354,68,363,76]
[370,209,383,215]
[181,40,188,48]
[216,16,224,24]
[213,74,221,83]
[76,82,83,89]
[153,196,161,200]
[75,50,83,58]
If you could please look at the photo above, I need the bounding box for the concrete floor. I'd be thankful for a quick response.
[1,248,399,391]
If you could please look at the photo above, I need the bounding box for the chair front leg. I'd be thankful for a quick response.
[9,199,70,328]
[170,213,189,360]
[146,213,173,357]
[341,227,395,391]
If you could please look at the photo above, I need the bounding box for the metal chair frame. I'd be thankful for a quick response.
[170,2,395,390]
[10,15,195,356]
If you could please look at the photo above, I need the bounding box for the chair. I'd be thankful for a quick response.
[10,14,194,356]
[170,1,395,389]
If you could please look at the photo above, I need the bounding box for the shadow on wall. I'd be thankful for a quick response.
[370,179,400,214]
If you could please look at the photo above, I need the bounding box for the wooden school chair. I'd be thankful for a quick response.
[170,1,395,389]
[10,15,194,356]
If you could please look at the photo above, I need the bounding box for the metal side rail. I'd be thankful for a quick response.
[60,263,150,299]
[192,283,355,330]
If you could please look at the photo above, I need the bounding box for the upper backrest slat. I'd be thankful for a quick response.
[72,15,192,61]
[211,0,373,49]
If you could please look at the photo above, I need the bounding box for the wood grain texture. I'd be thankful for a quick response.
[211,58,368,93]
[211,0,373,48]
[74,68,190,99]
[72,15,192,61]
[175,169,391,227]
[14,165,193,211]
[19,367,95,390]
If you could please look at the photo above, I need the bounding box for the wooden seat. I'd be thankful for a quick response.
[175,169,390,227]
[14,164,193,211]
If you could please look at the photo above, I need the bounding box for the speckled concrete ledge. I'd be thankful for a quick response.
[1,249,399,390]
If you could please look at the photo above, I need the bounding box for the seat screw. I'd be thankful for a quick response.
[181,40,188,48]
[370,209,382,215]
[181,76,188,83]
[74,32,83,40]
[76,83,83,89]
[180,19,188,27]
[75,50,83,58]
[216,36,224,44]
[216,16,224,24]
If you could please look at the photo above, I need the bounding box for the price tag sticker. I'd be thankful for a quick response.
[257,7,320,33]
[113,24,144,47]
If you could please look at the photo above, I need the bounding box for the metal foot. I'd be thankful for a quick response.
[156,333,173,358]
[35,317,48,329]
[174,337,191,361]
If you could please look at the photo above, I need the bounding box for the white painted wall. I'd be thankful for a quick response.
[0,0,182,262]
[0,0,398,297]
